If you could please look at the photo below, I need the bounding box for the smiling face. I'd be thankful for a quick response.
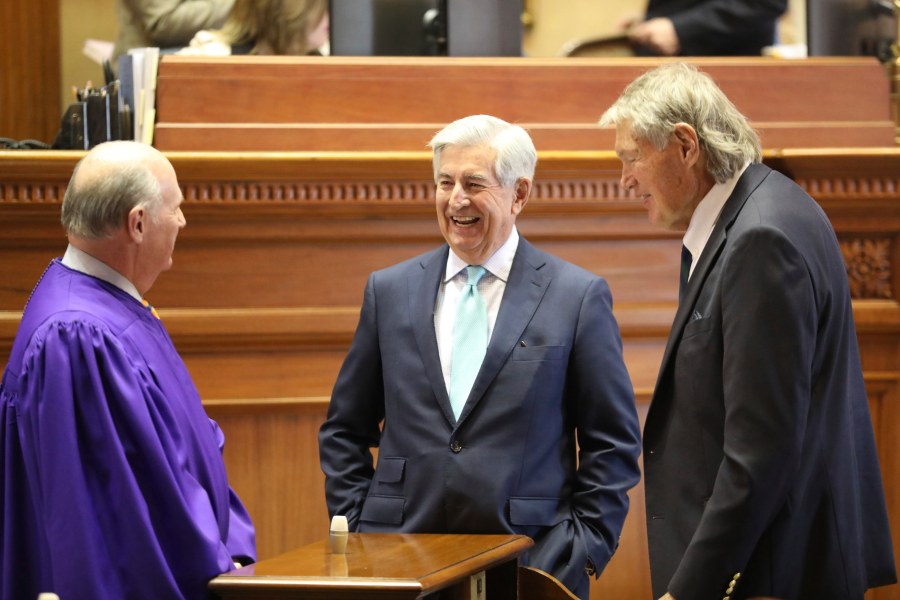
[614,120,707,232]
[434,144,528,265]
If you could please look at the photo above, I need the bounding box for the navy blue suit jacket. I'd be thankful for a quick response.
[644,163,897,599]
[319,237,641,598]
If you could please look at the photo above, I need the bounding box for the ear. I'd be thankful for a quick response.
[511,178,531,215]
[672,123,701,165]
[127,205,145,243]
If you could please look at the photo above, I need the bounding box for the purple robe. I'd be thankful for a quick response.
[1,260,256,600]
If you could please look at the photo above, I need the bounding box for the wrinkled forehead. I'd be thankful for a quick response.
[437,144,497,175]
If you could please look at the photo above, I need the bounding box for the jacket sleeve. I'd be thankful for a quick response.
[318,274,385,530]
[529,276,642,592]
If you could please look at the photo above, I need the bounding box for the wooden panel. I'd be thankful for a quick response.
[208,401,331,560]
[0,0,61,144]
[154,56,895,151]
[1,150,898,599]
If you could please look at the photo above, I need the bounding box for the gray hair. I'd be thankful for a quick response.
[599,62,761,183]
[61,142,163,239]
[428,114,537,187]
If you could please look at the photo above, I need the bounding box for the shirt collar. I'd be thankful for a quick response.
[682,163,750,261]
[444,226,519,283]
[61,244,142,301]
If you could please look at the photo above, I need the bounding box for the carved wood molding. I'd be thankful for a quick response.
[792,176,900,200]
[840,237,894,299]
[2,149,899,294]
[175,178,631,205]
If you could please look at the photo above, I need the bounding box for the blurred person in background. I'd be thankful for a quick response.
[620,0,787,56]
[178,0,329,56]
[114,0,234,61]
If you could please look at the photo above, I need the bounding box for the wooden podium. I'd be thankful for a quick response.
[209,533,533,600]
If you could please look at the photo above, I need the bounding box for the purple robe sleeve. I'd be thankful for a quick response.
[2,317,254,600]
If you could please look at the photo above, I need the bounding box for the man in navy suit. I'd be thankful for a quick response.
[601,63,897,599]
[318,114,642,598]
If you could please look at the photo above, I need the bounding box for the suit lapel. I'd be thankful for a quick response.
[408,246,457,425]
[653,164,770,393]
[457,239,550,424]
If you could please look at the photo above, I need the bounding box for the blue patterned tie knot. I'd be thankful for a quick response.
[449,265,488,420]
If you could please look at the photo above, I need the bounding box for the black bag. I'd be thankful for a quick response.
[52,60,132,150]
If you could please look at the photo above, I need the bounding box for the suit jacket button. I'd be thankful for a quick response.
[450,440,463,453]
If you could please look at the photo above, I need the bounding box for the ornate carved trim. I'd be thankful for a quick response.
[182,181,436,203]
[840,237,894,299]
[181,178,630,205]
[0,183,66,203]
[793,176,900,200]
[8,169,900,208]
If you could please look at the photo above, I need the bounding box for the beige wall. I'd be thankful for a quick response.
[522,0,644,57]
[60,0,117,112]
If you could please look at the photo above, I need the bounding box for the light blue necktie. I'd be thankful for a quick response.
[449,265,488,420]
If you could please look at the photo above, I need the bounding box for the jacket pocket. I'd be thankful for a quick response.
[511,345,567,362]
[360,495,405,525]
[375,457,406,484]
[509,496,561,526]
[681,316,713,340]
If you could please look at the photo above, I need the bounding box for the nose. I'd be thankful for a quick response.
[177,207,187,228]
[450,183,469,209]
[620,166,636,192]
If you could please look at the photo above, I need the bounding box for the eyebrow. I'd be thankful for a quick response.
[437,171,490,182]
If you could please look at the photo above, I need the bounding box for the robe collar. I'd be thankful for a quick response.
[62,244,142,302]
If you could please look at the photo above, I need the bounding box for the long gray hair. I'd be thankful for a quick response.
[599,63,761,183]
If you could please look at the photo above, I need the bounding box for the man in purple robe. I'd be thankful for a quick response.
[0,141,255,600]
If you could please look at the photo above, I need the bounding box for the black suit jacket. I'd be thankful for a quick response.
[642,0,787,55]
[643,164,897,599]
[318,238,642,599]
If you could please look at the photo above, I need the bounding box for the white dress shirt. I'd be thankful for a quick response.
[434,227,519,394]
[682,164,750,279]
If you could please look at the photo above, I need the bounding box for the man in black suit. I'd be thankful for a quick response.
[622,0,787,56]
[600,63,897,600]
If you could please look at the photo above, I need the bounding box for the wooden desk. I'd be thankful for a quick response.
[209,533,533,600]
